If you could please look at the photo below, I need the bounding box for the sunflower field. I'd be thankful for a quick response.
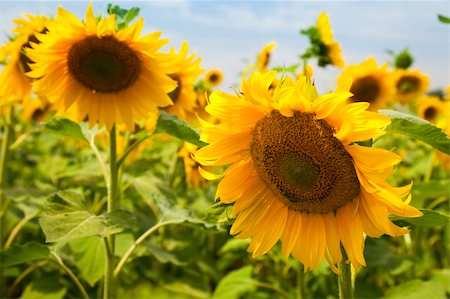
[0,3,449,299]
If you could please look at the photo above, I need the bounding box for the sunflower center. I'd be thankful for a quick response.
[424,107,437,121]
[168,74,181,103]
[250,110,360,214]
[68,36,141,93]
[396,75,420,94]
[208,73,219,84]
[350,75,381,103]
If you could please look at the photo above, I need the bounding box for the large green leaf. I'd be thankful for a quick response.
[411,180,450,202]
[44,118,87,142]
[156,111,207,147]
[379,109,450,154]
[39,191,136,242]
[69,236,105,287]
[0,242,50,267]
[212,266,256,299]
[391,209,449,228]
[20,278,67,299]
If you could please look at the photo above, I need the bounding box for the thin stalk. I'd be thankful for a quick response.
[338,247,354,299]
[0,105,14,296]
[3,211,38,250]
[104,125,118,299]
[7,260,48,297]
[296,263,305,299]
[116,133,152,168]
[114,220,180,277]
[51,253,89,299]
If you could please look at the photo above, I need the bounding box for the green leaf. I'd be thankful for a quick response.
[145,242,184,266]
[438,14,450,24]
[383,273,448,299]
[20,277,66,299]
[44,118,87,142]
[39,191,136,242]
[203,202,234,228]
[379,109,450,154]
[0,242,50,267]
[212,266,256,299]
[411,180,450,201]
[132,176,213,228]
[391,209,449,228]
[69,236,105,287]
[156,111,207,147]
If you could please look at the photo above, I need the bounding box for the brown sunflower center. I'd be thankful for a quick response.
[19,28,48,73]
[424,106,437,121]
[396,75,420,94]
[350,75,381,103]
[168,74,181,103]
[208,73,219,84]
[250,110,360,214]
[68,36,141,93]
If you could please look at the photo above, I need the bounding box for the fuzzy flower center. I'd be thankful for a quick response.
[68,36,141,93]
[250,110,360,214]
[397,75,420,94]
[350,75,381,103]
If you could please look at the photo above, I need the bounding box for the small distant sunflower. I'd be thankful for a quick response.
[162,42,203,122]
[195,70,422,271]
[257,42,276,72]
[205,69,223,87]
[391,69,429,103]
[178,142,207,188]
[0,14,49,104]
[416,95,447,124]
[27,4,177,131]
[316,12,344,68]
[337,58,391,111]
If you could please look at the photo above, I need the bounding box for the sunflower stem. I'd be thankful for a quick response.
[104,125,118,299]
[296,263,305,299]
[0,105,14,296]
[338,248,354,299]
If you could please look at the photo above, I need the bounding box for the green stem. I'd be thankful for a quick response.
[104,125,119,299]
[338,247,354,299]
[296,263,305,299]
[3,211,37,250]
[114,220,180,277]
[7,260,48,297]
[116,133,151,168]
[0,105,14,296]
[51,253,89,299]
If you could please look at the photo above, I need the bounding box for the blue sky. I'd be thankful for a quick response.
[0,1,448,93]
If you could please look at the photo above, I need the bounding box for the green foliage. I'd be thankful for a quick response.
[212,266,256,299]
[39,191,136,242]
[412,180,450,201]
[391,209,449,228]
[107,3,141,30]
[20,279,67,299]
[44,118,87,143]
[0,242,50,267]
[379,109,450,154]
[156,111,207,147]
[438,14,450,24]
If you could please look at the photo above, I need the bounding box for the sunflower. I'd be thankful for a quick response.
[416,95,447,124]
[391,69,429,103]
[162,42,203,122]
[27,4,177,131]
[257,42,276,72]
[178,142,207,188]
[204,69,223,87]
[194,70,422,271]
[337,58,391,111]
[0,14,49,104]
[316,12,344,68]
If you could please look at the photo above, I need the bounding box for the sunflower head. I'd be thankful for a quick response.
[0,13,50,104]
[161,42,203,122]
[301,12,344,68]
[205,69,223,87]
[195,70,422,271]
[416,95,447,124]
[27,4,177,131]
[337,57,392,111]
[257,42,276,72]
[390,69,429,103]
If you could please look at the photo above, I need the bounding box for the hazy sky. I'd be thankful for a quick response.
[0,1,448,93]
